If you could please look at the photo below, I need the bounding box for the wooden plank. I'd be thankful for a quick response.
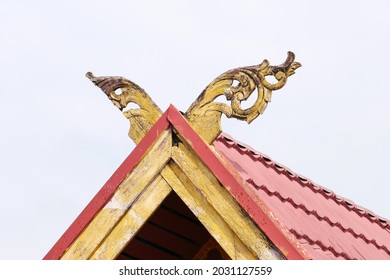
[135,222,200,258]
[89,176,172,259]
[172,144,283,260]
[122,238,180,260]
[61,130,172,259]
[148,206,210,244]
[161,162,256,260]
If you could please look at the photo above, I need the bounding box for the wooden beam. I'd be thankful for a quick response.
[89,175,172,259]
[61,130,172,259]
[171,143,283,260]
[160,162,256,260]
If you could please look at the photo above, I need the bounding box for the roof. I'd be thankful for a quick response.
[213,133,390,259]
[44,105,305,260]
[44,105,390,260]
[48,55,390,260]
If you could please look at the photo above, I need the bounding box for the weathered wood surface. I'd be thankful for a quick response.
[172,143,282,260]
[161,162,255,260]
[86,72,162,144]
[60,128,285,259]
[90,175,171,259]
[61,130,172,259]
[185,52,301,143]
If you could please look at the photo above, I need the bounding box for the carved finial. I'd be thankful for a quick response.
[86,72,162,143]
[185,52,301,143]
[87,52,300,145]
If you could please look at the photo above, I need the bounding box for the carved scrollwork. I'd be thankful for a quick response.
[86,52,300,145]
[185,52,301,143]
[86,72,162,143]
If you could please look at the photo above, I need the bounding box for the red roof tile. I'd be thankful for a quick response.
[213,133,390,260]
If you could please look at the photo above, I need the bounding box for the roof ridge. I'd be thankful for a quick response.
[249,181,390,255]
[289,229,352,260]
[217,133,390,231]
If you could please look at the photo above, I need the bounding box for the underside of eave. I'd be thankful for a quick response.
[116,191,231,260]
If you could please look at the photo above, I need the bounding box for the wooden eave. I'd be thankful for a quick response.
[44,105,307,260]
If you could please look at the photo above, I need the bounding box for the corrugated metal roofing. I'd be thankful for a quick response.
[213,133,390,260]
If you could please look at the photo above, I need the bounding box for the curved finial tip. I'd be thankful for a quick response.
[85,72,96,81]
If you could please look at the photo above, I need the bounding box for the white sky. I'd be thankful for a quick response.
[1,0,389,259]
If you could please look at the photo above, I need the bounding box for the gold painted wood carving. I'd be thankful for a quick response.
[87,52,300,144]
[185,52,301,143]
[86,72,162,144]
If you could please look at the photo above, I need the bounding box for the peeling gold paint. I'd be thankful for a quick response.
[87,52,300,145]
[90,176,171,260]
[86,72,162,144]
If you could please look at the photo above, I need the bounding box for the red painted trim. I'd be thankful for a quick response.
[43,110,170,260]
[167,104,307,260]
